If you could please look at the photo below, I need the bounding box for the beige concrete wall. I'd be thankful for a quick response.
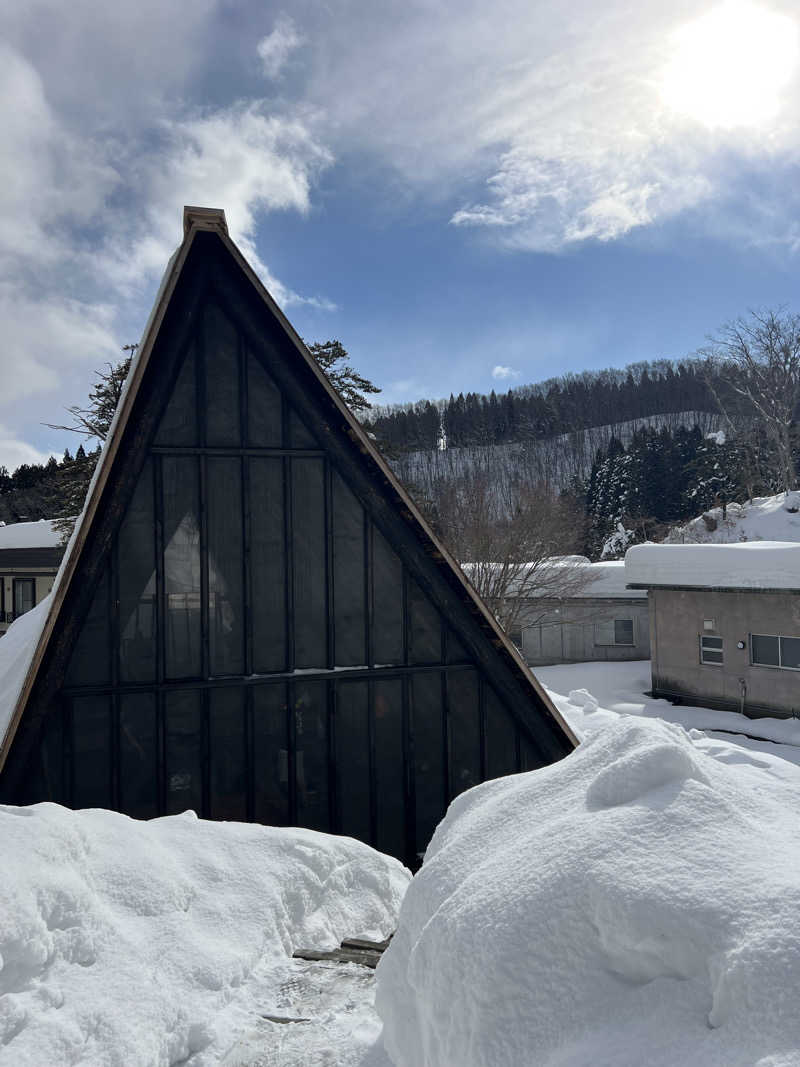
[518,597,650,666]
[650,587,800,718]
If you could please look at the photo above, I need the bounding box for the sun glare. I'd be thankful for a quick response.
[659,0,798,129]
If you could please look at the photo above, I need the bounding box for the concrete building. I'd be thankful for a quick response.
[626,541,800,719]
[513,561,650,667]
[0,521,63,636]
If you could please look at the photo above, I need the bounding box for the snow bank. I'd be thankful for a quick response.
[0,804,409,1065]
[0,595,51,744]
[0,520,61,550]
[665,490,800,545]
[377,717,800,1067]
[625,539,800,589]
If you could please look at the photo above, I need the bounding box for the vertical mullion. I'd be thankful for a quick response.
[156,689,166,816]
[288,681,297,824]
[441,670,450,803]
[64,697,74,809]
[243,455,253,677]
[328,681,337,832]
[402,674,414,868]
[365,519,373,669]
[200,455,210,680]
[111,693,120,811]
[284,453,295,672]
[478,677,487,782]
[245,686,254,822]
[402,568,409,667]
[201,688,210,819]
[325,461,334,670]
[368,679,377,846]
[154,456,165,686]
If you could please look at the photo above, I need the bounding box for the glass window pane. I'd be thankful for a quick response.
[209,687,246,821]
[120,693,158,819]
[208,458,244,676]
[247,350,282,446]
[484,683,519,779]
[702,636,723,650]
[335,681,371,843]
[446,628,470,664]
[13,579,34,617]
[520,734,542,772]
[752,634,779,665]
[250,459,286,672]
[780,636,800,669]
[292,458,327,669]
[66,566,111,687]
[374,679,405,861]
[253,684,289,825]
[155,345,197,445]
[71,696,111,808]
[205,303,241,446]
[332,471,366,667]
[614,619,634,645]
[163,457,202,679]
[294,681,329,832]
[408,577,441,665]
[447,670,481,799]
[411,672,444,860]
[702,650,723,664]
[594,621,615,646]
[165,690,203,815]
[288,407,317,448]
[372,526,403,665]
[118,458,156,683]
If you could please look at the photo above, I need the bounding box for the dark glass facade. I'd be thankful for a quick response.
[19,296,547,866]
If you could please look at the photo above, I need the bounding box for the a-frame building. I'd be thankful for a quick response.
[0,208,576,866]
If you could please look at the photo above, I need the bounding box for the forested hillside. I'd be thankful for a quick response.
[367,360,717,451]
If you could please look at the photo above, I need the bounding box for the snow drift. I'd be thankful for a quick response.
[0,804,409,1065]
[377,717,800,1067]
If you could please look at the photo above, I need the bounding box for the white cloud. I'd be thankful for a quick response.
[491,365,518,380]
[257,14,304,80]
[0,428,56,474]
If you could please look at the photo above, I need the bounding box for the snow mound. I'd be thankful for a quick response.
[376,717,800,1067]
[665,490,800,545]
[567,687,599,714]
[0,804,409,1065]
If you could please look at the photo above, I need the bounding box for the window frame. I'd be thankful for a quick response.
[699,634,724,666]
[13,577,35,619]
[750,632,800,672]
[594,617,636,647]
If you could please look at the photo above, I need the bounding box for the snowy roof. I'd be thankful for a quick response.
[0,519,61,549]
[464,559,647,600]
[625,541,800,591]
[568,560,647,599]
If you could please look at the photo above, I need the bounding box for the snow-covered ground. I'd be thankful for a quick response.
[664,489,800,544]
[377,714,800,1066]
[0,805,408,1066]
[537,658,800,773]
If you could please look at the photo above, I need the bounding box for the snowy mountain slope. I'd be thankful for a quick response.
[664,490,800,544]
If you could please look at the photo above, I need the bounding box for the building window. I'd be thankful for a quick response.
[13,578,35,619]
[700,635,723,665]
[751,633,800,670]
[594,619,635,646]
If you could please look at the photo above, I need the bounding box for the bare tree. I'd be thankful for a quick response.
[415,466,595,634]
[702,310,800,495]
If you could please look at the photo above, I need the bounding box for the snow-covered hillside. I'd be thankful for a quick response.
[664,490,800,544]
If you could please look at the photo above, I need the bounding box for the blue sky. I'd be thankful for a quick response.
[2,0,800,469]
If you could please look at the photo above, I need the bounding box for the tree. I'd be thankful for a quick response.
[304,339,381,415]
[46,344,137,442]
[416,466,594,634]
[702,310,800,495]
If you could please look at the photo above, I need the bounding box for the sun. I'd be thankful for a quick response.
[659,1,798,129]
